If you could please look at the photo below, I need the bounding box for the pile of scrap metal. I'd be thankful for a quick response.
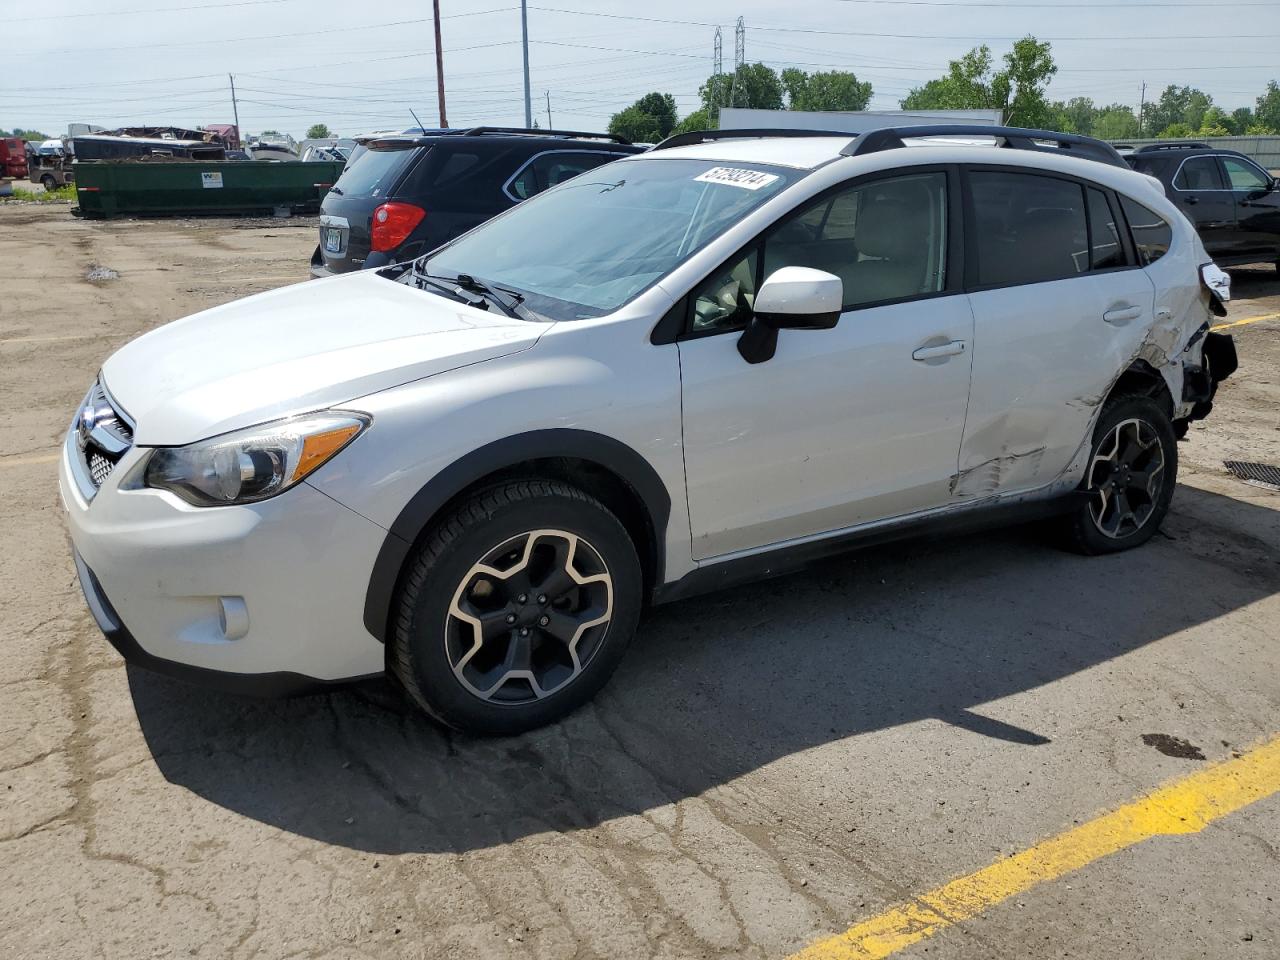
[72,125,230,162]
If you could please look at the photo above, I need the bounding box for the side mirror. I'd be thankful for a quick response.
[737,267,843,364]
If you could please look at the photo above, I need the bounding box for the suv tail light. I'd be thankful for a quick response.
[1199,261,1230,317]
[370,202,425,253]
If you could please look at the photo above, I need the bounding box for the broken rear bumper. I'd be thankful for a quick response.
[1182,331,1238,422]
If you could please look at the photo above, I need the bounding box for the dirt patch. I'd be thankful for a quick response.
[1141,733,1207,760]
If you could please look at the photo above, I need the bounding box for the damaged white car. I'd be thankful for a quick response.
[63,125,1237,734]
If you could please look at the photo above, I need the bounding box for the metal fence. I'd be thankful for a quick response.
[1109,136,1280,172]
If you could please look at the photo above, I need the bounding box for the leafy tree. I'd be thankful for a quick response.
[607,105,662,144]
[1156,122,1195,139]
[1256,81,1280,133]
[1226,107,1253,135]
[1197,106,1231,138]
[607,92,678,143]
[1144,86,1213,136]
[900,37,1058,127]
[1091,104,1140,140]
[671,108,711,136]
[1055,96,1095,135]
[780,68,872,112]
[306,123,332,139]
[1,128,49,140]
[700,63,785,121]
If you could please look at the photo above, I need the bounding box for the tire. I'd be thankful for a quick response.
[1062,392,1178,555]
[40,175,56,192]
[390,479,642,735]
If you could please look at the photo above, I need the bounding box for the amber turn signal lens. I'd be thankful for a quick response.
[291,423,363,484]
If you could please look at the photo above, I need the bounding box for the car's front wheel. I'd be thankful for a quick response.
[390,479,642,735]
[1063,392,1178,555]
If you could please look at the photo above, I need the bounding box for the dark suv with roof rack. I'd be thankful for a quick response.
[310,126,643,278]
[1125,142,1280,269]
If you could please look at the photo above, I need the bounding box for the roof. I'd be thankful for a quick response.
[637,137,851,170]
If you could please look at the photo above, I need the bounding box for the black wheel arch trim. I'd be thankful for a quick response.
[362,428,672,643]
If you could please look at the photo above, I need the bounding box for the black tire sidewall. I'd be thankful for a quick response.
[1071,395,1178,554]
[397,489,642,735]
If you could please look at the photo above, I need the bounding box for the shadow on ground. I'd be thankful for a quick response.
[129,483,1280,855]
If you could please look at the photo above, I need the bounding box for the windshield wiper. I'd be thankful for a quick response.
[412,260,536,320]
[411,270,491,310]
[328,185,343,196]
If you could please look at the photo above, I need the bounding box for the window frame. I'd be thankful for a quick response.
[1171,154,1228,192]
[1218,155,1273,193]
[1115,193,1174,268]
[672,163,966,342]
[960,164,1137,293]
[501,148,632,202]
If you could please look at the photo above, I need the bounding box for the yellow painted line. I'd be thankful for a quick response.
[789,734,1280,960]
[0,453,59,468]
[1213,311,1280,332]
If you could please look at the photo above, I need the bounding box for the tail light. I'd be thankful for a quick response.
[370,202,425,253]
[1199,262,1230,318]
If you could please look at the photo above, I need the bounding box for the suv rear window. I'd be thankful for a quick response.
[1119,196,1172,266]
[970,171,1088,286]
[333,146,415,199]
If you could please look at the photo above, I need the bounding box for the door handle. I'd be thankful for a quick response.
[912,339,967,362]
[1184,196,1199,205]
[1103,305,1142,325]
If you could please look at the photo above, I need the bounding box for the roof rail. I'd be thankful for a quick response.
[1134,141,1211,153]
[652,128,852,151]
[457,126,632,145]
[842,124,1129,169]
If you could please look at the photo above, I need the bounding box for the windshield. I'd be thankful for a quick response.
[333,145,415,198]
[422,158,801,320]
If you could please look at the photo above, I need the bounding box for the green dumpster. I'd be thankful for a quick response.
[73,160,344,219]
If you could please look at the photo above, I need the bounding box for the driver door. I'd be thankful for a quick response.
[676,169,975,560]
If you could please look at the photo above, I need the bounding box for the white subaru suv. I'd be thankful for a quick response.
[62,125,1237,735]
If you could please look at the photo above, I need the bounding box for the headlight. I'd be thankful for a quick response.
[144,412,369,506]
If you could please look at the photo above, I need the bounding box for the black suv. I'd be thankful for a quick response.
[1125,142,1280,269]
[310,127,643,277]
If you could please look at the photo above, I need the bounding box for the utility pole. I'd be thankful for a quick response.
[713,27,723,113]
[228,73,241,146]
[432,0,448,127]
[1138,81,1147,137]
[521,0,532,128]
[730,17,745,109]
[545,90,553,129]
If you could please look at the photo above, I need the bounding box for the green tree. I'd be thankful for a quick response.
[1197,106,1231,138]
[900,37,1058,127]
[780,68,872,112]
[1229,107,1256,135]
[306,123,332,139]
[607,92,678,142]
[1091,104,1140,140]
[1156,122,1195,139]
[607,105,662,143]
[1256,81,1280,133]
[1051,96,1095,134]
[671,108,711,136]
[1144,86,1214,136]
[699,63,785,121]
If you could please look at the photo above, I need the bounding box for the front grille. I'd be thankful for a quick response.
[75,380,135,493]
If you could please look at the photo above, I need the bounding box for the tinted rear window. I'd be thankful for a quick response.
[333,146,415,199]
[970,171,1088,286]
[1120,196,1172,265]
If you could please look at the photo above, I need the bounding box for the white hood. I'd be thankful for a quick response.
[102,271,545,445]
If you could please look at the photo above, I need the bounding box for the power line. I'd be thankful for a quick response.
[9,0,297,23]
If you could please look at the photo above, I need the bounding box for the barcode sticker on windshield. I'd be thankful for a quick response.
[693,167,780,190]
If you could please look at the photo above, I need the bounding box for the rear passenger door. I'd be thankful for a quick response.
[958,168,1156,498]
[1169,154,1236,258]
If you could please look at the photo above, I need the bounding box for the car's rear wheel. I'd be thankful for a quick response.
[390,479,642,735]
[1063,393,1177,555]
[40,175,56,191]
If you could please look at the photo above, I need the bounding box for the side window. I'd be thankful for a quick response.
[764,171,947,309]
[508,151,616,200]
[1087,188,1126,270]
[1173,156,1225,191]
[1119,196,1172,266]
[970,171,1088,286]
[691,249,759,333]
[1221,157,1271,192]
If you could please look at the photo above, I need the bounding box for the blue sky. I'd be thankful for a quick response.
[2,0,1277,138]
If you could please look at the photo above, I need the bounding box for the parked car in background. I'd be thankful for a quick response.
[310,126,642,277]
[65,125,1235,734]
[1127,142,1280,270]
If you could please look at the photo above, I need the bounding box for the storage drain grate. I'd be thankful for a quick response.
[1224,461,1280,492]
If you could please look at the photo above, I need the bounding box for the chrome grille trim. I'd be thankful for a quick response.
[72,378,135,499]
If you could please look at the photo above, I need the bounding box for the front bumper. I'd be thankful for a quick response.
[59,428,388,692]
